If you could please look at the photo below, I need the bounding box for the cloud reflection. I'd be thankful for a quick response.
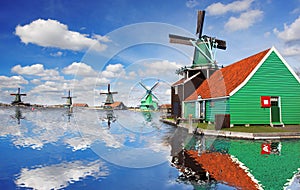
[15,160,108,190]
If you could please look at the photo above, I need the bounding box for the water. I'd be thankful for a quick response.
[0,107,299,190]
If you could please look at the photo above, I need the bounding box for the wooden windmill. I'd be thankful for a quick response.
[169,10,226,78]
[139,81,159,111]
[170,10,227,118]
[10,88,27,105]
[100,84,118,106]
[62,90,76,108]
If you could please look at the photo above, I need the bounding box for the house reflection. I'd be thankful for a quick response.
[169,132,260,189]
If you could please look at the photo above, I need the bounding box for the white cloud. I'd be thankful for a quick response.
[15,19,107,52]
[11,64,62,80]
[206,0,254,15]
[281,46,300,57]
[92,34,111,42]
[101,64,125,78]
[138,60,181,77]
[50,51,63,57]
[273,16,300,56]
[225,9,263,32]
[186,0,199,8]
[0,75,28,89]
[62,62,98,77]
[274,16,300,43]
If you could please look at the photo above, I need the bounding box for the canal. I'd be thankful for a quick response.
[0,107,299,189]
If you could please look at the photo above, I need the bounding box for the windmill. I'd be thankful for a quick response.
[100,84,118,108]
[139,81,159,111]
[62,90,76,108]
[169,10,226,77]
[10,88,27,105]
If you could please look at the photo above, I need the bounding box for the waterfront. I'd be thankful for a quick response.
[0,107,299,189]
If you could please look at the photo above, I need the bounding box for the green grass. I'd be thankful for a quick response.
[196,123,300,133]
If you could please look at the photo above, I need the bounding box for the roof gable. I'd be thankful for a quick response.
[186,48,271,101]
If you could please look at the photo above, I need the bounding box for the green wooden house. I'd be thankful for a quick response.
[183,47,300,126]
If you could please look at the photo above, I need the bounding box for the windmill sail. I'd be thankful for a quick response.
[196,10,205,37]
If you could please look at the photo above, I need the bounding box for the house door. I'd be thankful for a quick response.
[270,97,281,123]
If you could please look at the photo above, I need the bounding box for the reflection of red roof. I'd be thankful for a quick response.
[160,104,171,109]
[187,150,260,190]
[186,48,270,100]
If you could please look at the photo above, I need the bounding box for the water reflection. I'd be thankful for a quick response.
[0,107,299,189]
[15,160,108,190]
[11,107,25,124]
[170,133,300,189]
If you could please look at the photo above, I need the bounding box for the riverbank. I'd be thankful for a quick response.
[160,119,300,140]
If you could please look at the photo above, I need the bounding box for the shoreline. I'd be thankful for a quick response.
[160,119,300,140]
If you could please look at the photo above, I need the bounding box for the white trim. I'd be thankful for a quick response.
[184,96,229,103]
[183,71,201,84]
[229,48,272,96]
[230,47,300,96]
[272,47,300,84]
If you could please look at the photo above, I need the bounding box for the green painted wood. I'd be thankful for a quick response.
[184,102,195,118]
[205,98,230,122]
[230,51,300,125]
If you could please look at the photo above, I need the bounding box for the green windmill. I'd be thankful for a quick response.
[139,81,159,111]
[169,10,226,77]
[10,88,27,105]
[62,90,76,108]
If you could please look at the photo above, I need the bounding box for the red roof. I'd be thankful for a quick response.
[185,48,271,100]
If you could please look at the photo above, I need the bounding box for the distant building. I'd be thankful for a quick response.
[104,101,126,110]
[183,47,300,127]
[72,103,89,107]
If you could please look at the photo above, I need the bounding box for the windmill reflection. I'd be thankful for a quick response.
[141,111,152,122]
[11,107,25,124]
[101,110,116,129]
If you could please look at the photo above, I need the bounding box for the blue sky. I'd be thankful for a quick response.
[0,0,299,106]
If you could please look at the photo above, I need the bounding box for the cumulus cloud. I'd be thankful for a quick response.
[11,64,62,80]
[62,62,98,77]
[0,75,28,89]
[224,9,263,32]
[273,16,300,56]
[15,19,107,52]
[274,16,300,43]
[138,60,181,77]
[101,64,125,78]
[206,0,254,15]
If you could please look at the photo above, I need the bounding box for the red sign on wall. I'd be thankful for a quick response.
[261,96,271,108]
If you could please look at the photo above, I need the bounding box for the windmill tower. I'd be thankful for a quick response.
[10,88,27,105]
[139,81,159,111]
[100,84,118,106]
[62,90,76,108]
[169,10,227,118]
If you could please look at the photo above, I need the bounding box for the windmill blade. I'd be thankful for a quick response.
[139,82,149,91]
[141,93,149,100]
[152,93,159,100]
[169,34,195,46]
[196,10,205,38]
[150,81,159,91]
[203,35,226,50]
